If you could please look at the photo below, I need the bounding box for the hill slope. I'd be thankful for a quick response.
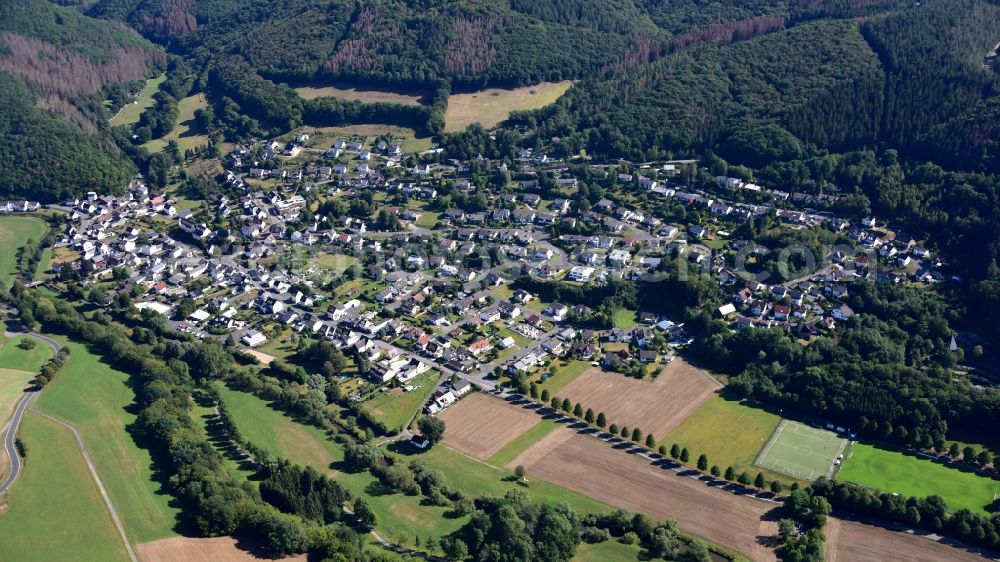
[0,0,164,200]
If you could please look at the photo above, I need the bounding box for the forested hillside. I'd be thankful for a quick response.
[521,0,1000,173]
[0,0,163,200]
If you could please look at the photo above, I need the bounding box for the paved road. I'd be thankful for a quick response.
[0,390,38,495]
[0,329,60,496]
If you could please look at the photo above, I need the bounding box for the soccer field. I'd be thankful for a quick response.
[754,420,848,480]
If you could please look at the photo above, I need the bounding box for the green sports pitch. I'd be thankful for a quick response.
[754,420,848,480]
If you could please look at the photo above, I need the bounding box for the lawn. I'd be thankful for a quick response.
[0,412,131,562]
[361,371,439,432]
[0,334,52,372]
[536,360,591,394]
[143,93,209,153]
[110,73,166,126]
[35,338,181,543]
[665,395,797,484]
[445,81,573,132]
[314,252,358,275]
[0,216,48,285]
[487,418,559,467]
[838,443,1000,514]
[571,540,644,562]
[612,308,638,329]
[416,211,440,229]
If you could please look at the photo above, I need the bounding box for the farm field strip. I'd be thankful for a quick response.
[136,536,307,562]
[509,426,782,562]
[35,338,181,543]
[0,216,48,285]
[825,517,989,562]
[438,392,542,460]
[555,359,718,441]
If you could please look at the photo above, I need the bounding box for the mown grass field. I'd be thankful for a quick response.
[487,417,559,467]
[0,216,47,286]
[0,412,131,562]
[444,81,574,132]
[143,93,209,153]
[535,360,591,394]
[0,334,52,373]
[571,540,644,562]
[839,443,1000,514]
[362,371,438,432]
[35,338,181,543]
[110,73,166,126]
[665,394,799,485]
[305,124,433,153]
[295,84,424,105]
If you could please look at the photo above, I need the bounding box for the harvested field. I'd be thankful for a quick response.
[511,427,780,561]
[825,518,988,562]
[438,393,541,460]
[137,536,307,562]
[557,359,718,440]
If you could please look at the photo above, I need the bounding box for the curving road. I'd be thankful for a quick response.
[0,390,38,495]
[0,329,60,496]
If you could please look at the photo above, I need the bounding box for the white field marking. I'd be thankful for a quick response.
[754,419,787,467]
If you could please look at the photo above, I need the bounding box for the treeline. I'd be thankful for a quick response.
[811,477,1000,551]
[33,346,70,388]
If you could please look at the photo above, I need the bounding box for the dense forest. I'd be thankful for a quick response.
[0,0,163,200]
[519,0,1000,173]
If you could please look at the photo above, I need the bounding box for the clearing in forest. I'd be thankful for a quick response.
[444,81,573,132]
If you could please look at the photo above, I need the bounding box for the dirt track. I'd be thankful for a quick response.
[825,518,989,562]
[512,427,781,561]
[557,359,718,440]
[438,393,541,459]
[137,537,307,562]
